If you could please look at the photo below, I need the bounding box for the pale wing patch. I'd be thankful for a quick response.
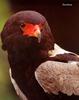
[9,69,28,100]
[48,44,72,57]
[35,61,79,96]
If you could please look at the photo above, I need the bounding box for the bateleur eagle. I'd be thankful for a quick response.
[1,10,79,100]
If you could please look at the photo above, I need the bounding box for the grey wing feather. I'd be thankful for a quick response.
[35,61,79,96]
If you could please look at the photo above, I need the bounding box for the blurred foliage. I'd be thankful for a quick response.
[0,0,18,99]
[0,0,10,31]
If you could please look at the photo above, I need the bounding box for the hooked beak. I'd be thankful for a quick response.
[33,28,41,43]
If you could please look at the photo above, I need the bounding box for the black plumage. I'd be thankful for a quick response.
[1,11,54,100]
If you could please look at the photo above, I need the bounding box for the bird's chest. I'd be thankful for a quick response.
[11,59,40,87]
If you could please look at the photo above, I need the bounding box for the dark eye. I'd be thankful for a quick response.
[21,23,25,28]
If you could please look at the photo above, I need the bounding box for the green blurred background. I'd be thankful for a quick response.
[0,0,18,99]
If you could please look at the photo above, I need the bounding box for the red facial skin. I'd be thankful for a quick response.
[21,23,41,37]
